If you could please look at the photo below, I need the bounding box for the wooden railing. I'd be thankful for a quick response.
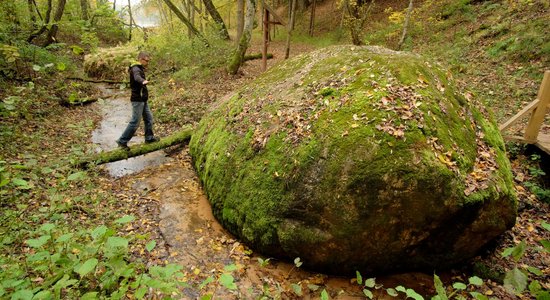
[499,71,550,154]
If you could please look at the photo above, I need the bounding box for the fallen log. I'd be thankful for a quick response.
[244,53,273,61]
[66,76,128,84]
[78,127,193,168]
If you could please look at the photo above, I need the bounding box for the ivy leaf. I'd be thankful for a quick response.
[469,292,489,300]
[320,289,329,300]
[527,266,543,276]
[26,235,51,248]
[503,267,527,294]
[453,282,467,290]
[39,223,55,232]
[76,258,98,277]
[224,264,238,272]
[115,215,135,224]
[11,289,33,300]
[12,178,31,189]
[386,288,398,297]
[356,271,363,285]
[542,221,550,232]
[434,274,448,300]
[468,276,483,286]
[291,283,303,296]
[294,257,303,268]
[33,290,53,300]
[395,285,406,293]
[67,171,87,181]
[363,289,373,299]
[146,240,156,252]
[540,240,550,252]
[56,233,73,243]
[134,286,147,299]
[406,288,424,300]
[91,225,108,240]
[364,278,375,288]
[81,292,99,300]
[511,240,526,261]
[106,236,128,249]
[219,273,237,290]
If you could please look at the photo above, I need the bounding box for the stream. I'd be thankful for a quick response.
[91,83,435,299]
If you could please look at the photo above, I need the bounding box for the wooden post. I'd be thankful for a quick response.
[262,6,269,72]
[524,71,550,142]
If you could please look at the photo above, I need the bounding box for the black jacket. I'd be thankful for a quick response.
[129,64,148,102]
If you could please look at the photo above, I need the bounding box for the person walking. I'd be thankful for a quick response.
[116,51,159,150]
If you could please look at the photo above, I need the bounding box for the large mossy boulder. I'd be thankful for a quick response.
[189,45,516,274]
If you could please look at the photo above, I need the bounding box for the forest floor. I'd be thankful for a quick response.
[93,40,549,299]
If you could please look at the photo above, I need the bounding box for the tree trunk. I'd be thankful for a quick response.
[227,0,256,75]
[44,0,67,46]
[162,0,206,42]
[80,0,89,20]
[27,0,37,26]
[113,0,116,10]
[308,0,316,36]
[128,0,133,41]
[202,0,230,40]
[28,0,52,42]
[397,0,413,50]
[77,128,193,168]
[236,0,244,43]
[285,0,296,59]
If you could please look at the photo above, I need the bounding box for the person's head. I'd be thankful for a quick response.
[137,51,151,67]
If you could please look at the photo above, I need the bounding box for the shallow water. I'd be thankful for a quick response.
[91,84,171,177]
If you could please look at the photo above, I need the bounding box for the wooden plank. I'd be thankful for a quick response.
[524,71,550,142]
[499,99,540,131]
[535,133,550,155]
[502,135,529,143]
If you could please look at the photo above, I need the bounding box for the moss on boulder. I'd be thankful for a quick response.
[84,45,137,81]
[189,45,516,274]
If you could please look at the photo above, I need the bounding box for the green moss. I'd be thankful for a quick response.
[190,45,516,274]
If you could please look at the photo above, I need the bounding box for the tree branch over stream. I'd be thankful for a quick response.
[77,127,193,168]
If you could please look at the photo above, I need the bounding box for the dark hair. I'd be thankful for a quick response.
[137,51,150,60]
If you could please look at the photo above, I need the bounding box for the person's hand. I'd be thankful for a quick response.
[143,80,149,85]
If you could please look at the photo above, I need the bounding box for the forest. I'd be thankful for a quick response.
[0,0,549,299]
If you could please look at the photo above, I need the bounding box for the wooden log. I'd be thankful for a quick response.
[78,127,193,168]
[66,77,128,84]
[244,53,273,61]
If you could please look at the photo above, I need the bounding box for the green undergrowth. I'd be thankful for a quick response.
[363,0,549,121]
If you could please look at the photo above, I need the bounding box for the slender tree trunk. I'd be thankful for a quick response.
[27,0,37,29]
[156,0,169,25]
[308,0,316,36]
[127,0,133,41]
[236,0,244,44]
[44,0,67,46]
[113,0,116,10]
[28,0,53,42]
[228,0,256,74]
[80,0,89,20]
[162,0,205,41]
[397,0,413,50]
[285,0,296,59]
[202,0,230,40]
